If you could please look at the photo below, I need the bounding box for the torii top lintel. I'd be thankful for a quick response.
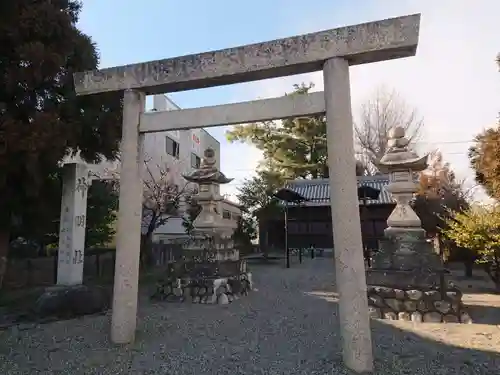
[73,13,420,96]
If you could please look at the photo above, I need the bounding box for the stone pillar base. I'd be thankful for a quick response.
[32,284,111,321]
[367,285,472,323]
[152,272,253,304]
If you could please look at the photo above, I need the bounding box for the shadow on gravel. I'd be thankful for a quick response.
[305,290,500,374]
[1,259,499,375]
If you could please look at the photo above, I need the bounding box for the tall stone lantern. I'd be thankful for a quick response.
[366,127,470,323]
[182,147,239,261]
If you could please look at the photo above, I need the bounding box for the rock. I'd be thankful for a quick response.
[443,314,459,323]
[424,290,441,301]
[368,295,385,308]
[216,286,227,295]
[164,285,172,295]
[394,289,405,300]
[423,312,442,323]
[227,280,243,294]
[398,312,411,321]
[376,287,396,298]
[406,289,423,300]
[165,294,177,302]
[446,289,462,302]
[460,311,473,324]
[385,298,403,312]
[451,302,460,312]
[403,300,417,312]
[383,311,397,320]
[33,285,110,320]
[368,307,381,319]
[417,299,431,313]
[411,311,423,322]
[218,293,229,305]
[434,300,451,314]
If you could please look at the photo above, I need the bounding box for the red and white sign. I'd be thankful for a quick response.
[191,130,201,154]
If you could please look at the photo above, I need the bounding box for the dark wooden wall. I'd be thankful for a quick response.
[258,204,394,250]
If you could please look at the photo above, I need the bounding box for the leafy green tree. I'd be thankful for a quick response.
[85,181,119,248]
[0,1,122,286]
[227,83,329,179]
[443,206,500,289]
[10,176,119,253]
[232,216,256,255]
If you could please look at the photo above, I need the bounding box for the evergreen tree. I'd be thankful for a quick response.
[0,1,122,285]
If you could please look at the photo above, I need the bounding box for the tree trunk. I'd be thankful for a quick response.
[464,260,474,278]
[0,228,10,290]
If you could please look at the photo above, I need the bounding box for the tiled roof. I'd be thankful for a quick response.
[284,175,394,206]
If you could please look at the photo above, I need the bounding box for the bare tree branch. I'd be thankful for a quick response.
[354,86,424,166]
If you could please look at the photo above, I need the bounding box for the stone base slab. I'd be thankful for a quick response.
[32,284,111,320]
[152,272,253,304]
[366,269,445,289]
[367,285,472,324]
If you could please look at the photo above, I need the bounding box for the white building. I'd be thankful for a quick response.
[67,94,241,243]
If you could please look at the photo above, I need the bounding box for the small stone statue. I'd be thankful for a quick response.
[182,148,233,184]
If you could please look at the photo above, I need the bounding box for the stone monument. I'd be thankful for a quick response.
[366,127,470,323]
[33,163,110,321]
[182,147,239,262]
[151,147,252,305]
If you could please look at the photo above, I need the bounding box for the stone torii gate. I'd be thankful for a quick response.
[73,14,420,373]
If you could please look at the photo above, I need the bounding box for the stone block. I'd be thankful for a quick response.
[368,307,382,319]
[218,293,229,305]
[398,312,411,321]
[416,299,431,313]
[394,289,405,299]
[446,289,462,302]
[424,290,442,301]
[423,312,442,323]
[366,269,442,289]
[383,311,397,320]
[443,314,459,323]
[434,300,451,314]
[460,311,473,324]
[403,300,418,312]
[406,289,423,300]
[368,295,385,308]
[33,285,110,320]
[385,298,403,311]
[411,311,423,322]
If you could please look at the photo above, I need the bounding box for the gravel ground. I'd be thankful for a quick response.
[1,259,500,375]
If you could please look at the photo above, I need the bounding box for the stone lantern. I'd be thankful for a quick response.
[182,147,238,261]
[366,127,470,323]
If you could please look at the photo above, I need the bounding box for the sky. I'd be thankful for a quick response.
[78,0,499,201]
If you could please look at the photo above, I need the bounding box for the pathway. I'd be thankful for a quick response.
[1,259,499,374]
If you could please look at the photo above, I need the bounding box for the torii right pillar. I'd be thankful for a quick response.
[324,58,373,373]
